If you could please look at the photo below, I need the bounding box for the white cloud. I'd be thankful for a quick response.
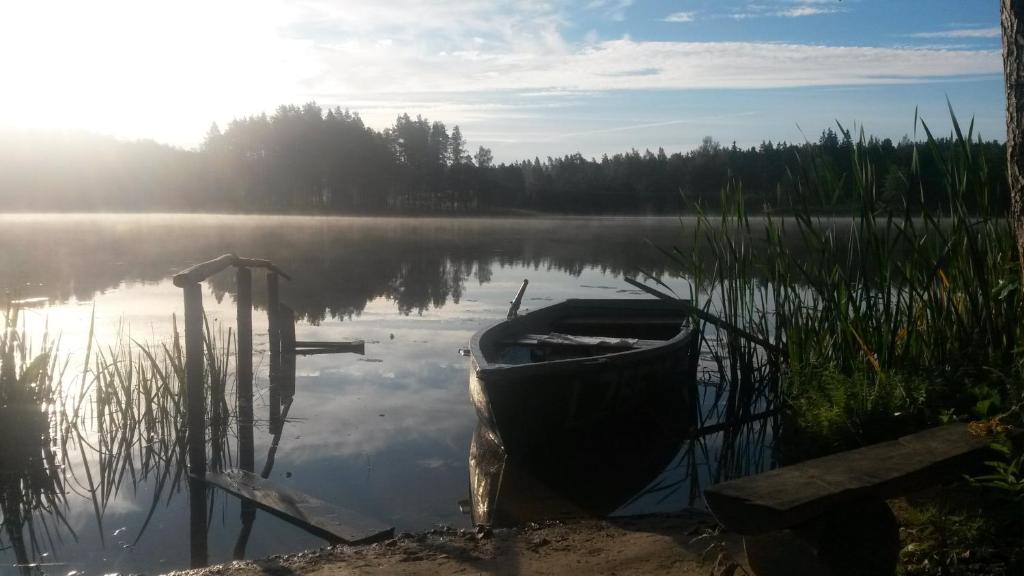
[314,39,999,95]
[0,0,1000,149]
[778,6,838,17]
[910,27,1001,39]
[663,11,696,23]
[586,0,634,22]
[727,0,843,19]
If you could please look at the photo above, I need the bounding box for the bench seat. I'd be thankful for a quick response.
[703,423,996,535]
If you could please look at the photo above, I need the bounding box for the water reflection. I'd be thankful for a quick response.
[0,215,691,322]
[0,214,780,574]
[468,422,684,527]
[1,314,68,576]
[467,361,780,528]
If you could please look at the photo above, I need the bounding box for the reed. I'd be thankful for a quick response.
[1,306,238,567]
[665,109,1024,459]
[0,308,73,573]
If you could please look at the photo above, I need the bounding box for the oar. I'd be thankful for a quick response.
[623,277,786,358]
[507,279,529,319]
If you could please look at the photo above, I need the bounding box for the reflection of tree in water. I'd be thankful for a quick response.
[0,216,698,322]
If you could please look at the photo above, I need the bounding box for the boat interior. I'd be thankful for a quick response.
[493,305,692,365]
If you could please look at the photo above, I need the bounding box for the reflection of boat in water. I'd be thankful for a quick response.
[469,299,699,457]
[469,423,683,526]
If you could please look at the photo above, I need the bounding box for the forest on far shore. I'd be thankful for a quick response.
[0,102,1008,214]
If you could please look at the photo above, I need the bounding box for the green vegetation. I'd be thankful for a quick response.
[667,109,1023,575]
[0,309,69,571]
[0,102,1007,214]
[679,110,1023,449]
[0,308,235,568]
[896,484,1023,576]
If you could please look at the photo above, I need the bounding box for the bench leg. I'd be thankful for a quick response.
[743,500,899,576]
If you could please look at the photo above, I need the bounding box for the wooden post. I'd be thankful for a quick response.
[267,272,281,435]
[233,267,257,560]
[183,282,208,568]
[280,304,296,400]
[236,267,254,473]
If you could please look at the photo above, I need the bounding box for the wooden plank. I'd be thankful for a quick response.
[173,254,238,287]
[703,424,999,535]
[294,340,366,354]
[267,273,281,434]
[236,267,255,473]
[295,348,365,356]
[505,333,660,348]
[200,469,394,545]
[280,304,296,399]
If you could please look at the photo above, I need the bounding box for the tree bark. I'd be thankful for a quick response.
[1003,0,1024,275]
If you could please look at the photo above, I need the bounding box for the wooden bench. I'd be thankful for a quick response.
[703,423,1006,576]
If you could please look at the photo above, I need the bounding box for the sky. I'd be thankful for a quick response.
[0,0,1005,162]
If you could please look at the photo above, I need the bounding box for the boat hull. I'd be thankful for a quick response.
[469,299,698,458]
[469,422,683,527]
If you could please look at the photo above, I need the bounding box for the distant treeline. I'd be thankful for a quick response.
[0,102,1008,214]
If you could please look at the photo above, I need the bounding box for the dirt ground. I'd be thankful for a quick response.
[166,512,749,576]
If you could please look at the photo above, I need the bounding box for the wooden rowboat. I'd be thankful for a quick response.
[469,298,699,458]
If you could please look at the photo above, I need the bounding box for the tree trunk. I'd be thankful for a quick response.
[1003,0,1024,275]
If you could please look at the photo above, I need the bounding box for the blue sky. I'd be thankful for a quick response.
[0,0,1004,161]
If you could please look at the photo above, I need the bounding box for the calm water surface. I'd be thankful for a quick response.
[0,214,770,575]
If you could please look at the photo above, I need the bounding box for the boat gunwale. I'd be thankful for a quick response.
[470,298,695,375]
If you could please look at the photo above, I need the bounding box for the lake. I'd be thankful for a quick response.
[0,214,775,575]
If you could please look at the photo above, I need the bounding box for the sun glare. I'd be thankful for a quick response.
[0,0,317,145]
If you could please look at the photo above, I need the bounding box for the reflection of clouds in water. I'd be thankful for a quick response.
[1,220,717,573]
[284,361,475,461]
[416,457,460,469]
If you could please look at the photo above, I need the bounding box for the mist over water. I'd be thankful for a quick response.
[0,214,771,575]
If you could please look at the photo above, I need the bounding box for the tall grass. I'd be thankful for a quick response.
[775,113,1022,455]
[1,306,237,567]
[0,308,73,573]
[669,109,1024,459]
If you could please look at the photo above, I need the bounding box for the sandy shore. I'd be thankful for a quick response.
[165,512,747,576]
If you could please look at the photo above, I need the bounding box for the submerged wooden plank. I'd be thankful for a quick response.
[200,469,394,544]
[704,423,999,535]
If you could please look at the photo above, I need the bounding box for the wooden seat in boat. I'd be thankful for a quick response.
[502,333,663,349]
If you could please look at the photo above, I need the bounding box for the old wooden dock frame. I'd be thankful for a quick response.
[172,254,388,569]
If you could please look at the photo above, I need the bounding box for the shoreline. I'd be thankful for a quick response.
[164,512,747,576]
